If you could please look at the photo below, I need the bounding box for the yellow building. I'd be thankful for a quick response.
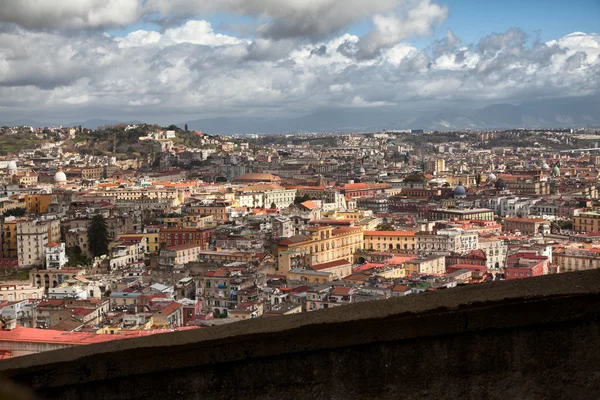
[574,211,600,233]
[322,210,371,221]
[11,171,38,185]
[289,259,353,282]
[82,166,105,180]
[25,194,53,215]
[425,158,446,174]
[2,219,20,258]
[404,255,446,275]
[553,244,600,272]
[118,232,160,254]
[163,215,215,229]
[363,231,417,252]
[375,266,406,279]
[276,226,363,275]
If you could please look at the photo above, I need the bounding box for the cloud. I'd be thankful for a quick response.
[147,0,400,40]
[0,19,598,123]
[115,30,162,48]
[0,0,143,29]
[355,0,448,59]
[164,20,247,46]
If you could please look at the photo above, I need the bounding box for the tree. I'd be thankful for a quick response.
[376,222,395,231]
[88,214,109,257]
[270,202,277,209]
[3,207,26,217]
[404,172,426,183]
[66,246,91,267]
[475,173,482,186]
[294,194,311,204]
[215,176,228,183]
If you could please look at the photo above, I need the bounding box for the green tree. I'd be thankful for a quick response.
[404,172,426,183]
[66,246,91,267]
[270,202,277,209]
[376,222,395,231]
[475,173,482,186]
[3,208,26,217]
[87,214,109,257]
[294,194,311,204]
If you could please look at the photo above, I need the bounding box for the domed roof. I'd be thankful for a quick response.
[6,160,17,171]
[542,162,550,170]
[54,167,67,183]
[488,173,497,181]
[454,185,467,196]
[495,178,507,190]
[356,166,366,174]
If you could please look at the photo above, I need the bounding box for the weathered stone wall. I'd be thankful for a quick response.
[2,270,600,400]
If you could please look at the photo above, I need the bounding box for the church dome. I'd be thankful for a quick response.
[553,165,560,176]
[356,166,366,175]
[488,173,497,182]
[6,160,17,171]
[454,185,467,197]
[54,167,67,184]
[542,162,550,170]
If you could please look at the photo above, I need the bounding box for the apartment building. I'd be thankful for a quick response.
[158,227,215,249]
[574,211,600,233]
[363,231,417,252]
[45,242,68,270]
[503,217,550,235]
[17,219,61,267]
[478,236,508,270]
[25,193,53,214]
[276,225,363,275]
[427,208,495,221]
[416,230,478,255]
[404,255,446,275]
[553,244,600,272]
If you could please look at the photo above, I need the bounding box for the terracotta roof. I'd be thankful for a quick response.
[154,301,182,316]
[278,235,311,246]
[392,284,410,292]
[364,231,417,236]
[311,259,351,271]
[300,200,319,210]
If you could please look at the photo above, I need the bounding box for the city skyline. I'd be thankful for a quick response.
[0,0,598,125]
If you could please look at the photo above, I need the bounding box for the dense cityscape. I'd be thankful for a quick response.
[0,123,599,357]
[0,0,599,397]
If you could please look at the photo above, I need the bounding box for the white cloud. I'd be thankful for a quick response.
[0,21,597,122]
[356,0,448,58]
[116,30,162,48]
[164,20,247,46]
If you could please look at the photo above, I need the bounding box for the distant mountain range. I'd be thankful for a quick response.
[0,118,144,130]
[180,95,600,134]
[2,95,598,133]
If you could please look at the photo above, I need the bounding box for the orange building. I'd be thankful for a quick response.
[25,194,53,215]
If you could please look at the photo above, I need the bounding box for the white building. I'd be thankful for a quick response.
[45,242,68,270]
[416,229,479,255]
[478,237,508,271]
[263,188,297,210]
[48,286,88,300]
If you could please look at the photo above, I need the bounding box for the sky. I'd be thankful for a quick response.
[0,0,598,125]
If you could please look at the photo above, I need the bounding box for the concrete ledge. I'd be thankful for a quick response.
[2,270,600,399]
